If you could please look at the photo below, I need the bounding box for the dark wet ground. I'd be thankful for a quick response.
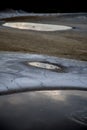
[0,90,87,130]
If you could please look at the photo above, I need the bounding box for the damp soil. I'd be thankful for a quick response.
[0,15,87,61]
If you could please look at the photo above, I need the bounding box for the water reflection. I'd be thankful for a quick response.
[0,90,87,130]
[3,22,72,31]
[0,90,87,106]
[40,91,66,101]
[0,91,65,106]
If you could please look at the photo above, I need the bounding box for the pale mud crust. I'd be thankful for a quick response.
[0,52,87,95]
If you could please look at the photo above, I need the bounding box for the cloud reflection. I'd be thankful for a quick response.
[0,91,66,106]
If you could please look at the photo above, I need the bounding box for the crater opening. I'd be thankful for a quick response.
[3,22,72,31]
[27,61,64,72]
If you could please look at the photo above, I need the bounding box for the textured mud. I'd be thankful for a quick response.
[0,52,87,95]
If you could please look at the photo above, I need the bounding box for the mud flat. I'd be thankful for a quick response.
[0,52,87,95]
[0,13,87,61]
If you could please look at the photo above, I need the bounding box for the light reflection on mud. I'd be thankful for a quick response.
[3,22,72,31]
[28,62,62,71]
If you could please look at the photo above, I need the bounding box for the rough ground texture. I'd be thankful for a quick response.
[0,13,87,95]
[0,13,87,61]
[0,52,87,95]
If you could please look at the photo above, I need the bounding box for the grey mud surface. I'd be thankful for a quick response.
[0,52,87,95]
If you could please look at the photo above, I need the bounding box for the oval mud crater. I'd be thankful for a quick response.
[3,22,72,31]
[27,61,64,72]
